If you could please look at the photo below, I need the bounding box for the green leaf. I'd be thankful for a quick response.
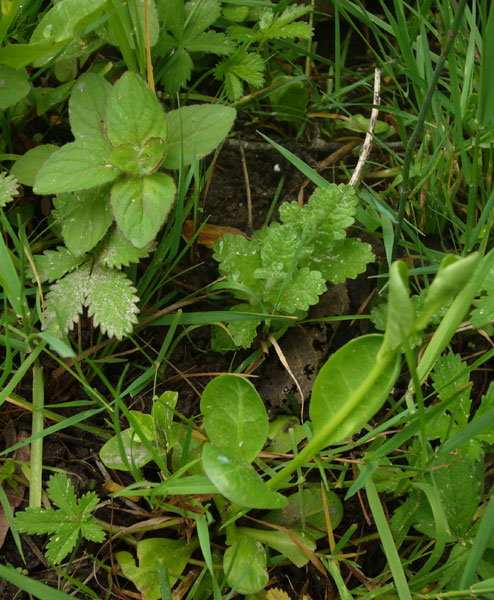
[265,416,305,454]
[34,138,118,194]
[14,473,104,564]
[111,173,176,248]
[310,334,401,446]
[213,234,262,296]
[201,375,268,462]
[94,226,152,269]
[0,172,19,207]
[185,30,233,54]
[261,265,326,313]
[214,48,264,100]
[0,66,30,109]
[415,253,481,331]
[109,138,166,175]
[381,261,415,353]
[265,485,343,539]
[31,246,86,283]
[106,71,167,148]
[202,443,288,509]
[238,527,315,568]
[211,304,261,352]
[223,534,268,595]
[117,537,197,600]
[100,427,154,471]
[29,0,108,67]
[85,265,139,339]
[53,185,113,255]
[43,264,90,334]
[69,72,112,140]
[152,391,179,452]
[163,104,236,169]
[10,144,59,186]
[184,0,222,39]
[317,238,375,284]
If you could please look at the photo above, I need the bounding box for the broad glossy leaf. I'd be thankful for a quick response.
[223,534,268,594]
[34,138,118,194]
[106,72,167,148]
[69,72,112,140]
[99,428,153,471]
[163,104,236,169]
[10,144,58,187]
[29,0,108,66]
[0,66,30,109]
[111,173,176,248]
[117,537,197,600]
[202,443,287,509]
[53,185,113,255]
[310,334,401,446]
[201,374,267,461]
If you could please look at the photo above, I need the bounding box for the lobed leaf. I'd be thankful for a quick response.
[43,264,90,334]
[31,247,86,283]
[94,226,152,269]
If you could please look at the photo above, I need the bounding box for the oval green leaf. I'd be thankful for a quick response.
[10,144,59,187]
[106,71,167,148]
[223,535,268,595]
[163,105,236,169]
[310,334,401,446]
[111,172,176,248]
[382,260,414,353]
[69,72,112,141]
[99,428,153,471]
[201,374,268,462]
[202,443,287,509]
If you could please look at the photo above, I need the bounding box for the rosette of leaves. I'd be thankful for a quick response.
[212,184,374,351]
[14,70,235,339]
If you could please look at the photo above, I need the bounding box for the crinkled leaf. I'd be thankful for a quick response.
[53,185,113,255]
[14,473,104,564]
[223,535,268,595]
[316,238,374,283]
[185,30,234,54]
[85,265,139,339]
[94,226,152,268]
[69,72,112,140]
[106,72,167,148]
[163,104,236,169]
[431,352,471,426]
[117,537,197,600]
[0,66,30,109]
[158,46,194,94]
[201,374,268,461]
[211,304,261,352]
[0,172,19,207]
[261,266,326,313]
[31,246,86,283]
[10,144,59,186]
[34,138,118,194]
[43,264,90,334]
[111,173,176,248]
[213,234,262,295]
[202,443,287,509]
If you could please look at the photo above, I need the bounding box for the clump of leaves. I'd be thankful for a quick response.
[212,184,375,351]
[14,473,105,564]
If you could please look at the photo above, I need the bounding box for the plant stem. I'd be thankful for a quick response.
[29,363,44,508]
[393,0,469,257]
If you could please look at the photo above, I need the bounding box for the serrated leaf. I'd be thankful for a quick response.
[85,265,139,339]
[259,5,312,40]
[470,294,494,328]
[94,226,151,269]
[316,238,375,283]
[184,0,222,39]
[211,304,261,351]
[14,473,105,564]
[106,72,167,148]
[213,234,262,295]
[163,104,236,169]
[158,46,194,95]
[111,173,176,248]
[34,138,118,194]
[0,65,30,109]
[431,352,471,425]
[261,266,326,313]
[214,48,265,101]
[69,72,112,140]
[10,144,59,186]
[185,30,234,54]
[0,172,19,207]
[43,264,90,334]
[31,247,86,283]
[53,185,113,256]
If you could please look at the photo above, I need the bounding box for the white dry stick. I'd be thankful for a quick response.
[349,68,382,187]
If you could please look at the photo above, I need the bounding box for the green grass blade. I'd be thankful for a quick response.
[0,564,77,600]
[460,497,494,589]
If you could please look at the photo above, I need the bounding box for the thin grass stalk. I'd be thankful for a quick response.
[393,0,469,256]
[29,363,44,508]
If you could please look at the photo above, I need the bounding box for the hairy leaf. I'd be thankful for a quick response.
[10,144,59,186]
[31,247,86,283]
[43,264,90,334]
[0,173,19,207]
[69,72,112,140]
[315,238,374,283]
[85,266,139,339]
[94,226,152,269]
[34,138,118,194]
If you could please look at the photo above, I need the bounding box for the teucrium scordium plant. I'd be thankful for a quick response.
[15,71,235,339]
